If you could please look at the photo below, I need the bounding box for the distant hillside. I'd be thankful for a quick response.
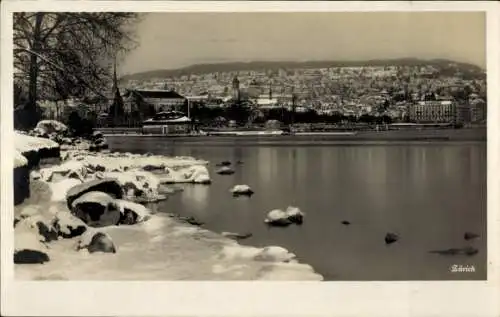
[120,58,484,81]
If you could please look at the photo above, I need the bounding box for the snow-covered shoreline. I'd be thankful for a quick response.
[13,130,323,281]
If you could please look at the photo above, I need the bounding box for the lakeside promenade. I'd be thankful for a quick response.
[100,128,486,143]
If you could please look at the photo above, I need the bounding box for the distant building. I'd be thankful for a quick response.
[409,100,457,123]
[470,98,486,123]
[456,104,471,124]
[255,97,279,109]
[126,89,186,112]
[186,95,209,103]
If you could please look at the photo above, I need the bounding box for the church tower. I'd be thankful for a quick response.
[232,76,240,102]
[110,58,124,125]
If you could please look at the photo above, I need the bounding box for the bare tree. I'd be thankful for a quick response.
[13,12,140,128]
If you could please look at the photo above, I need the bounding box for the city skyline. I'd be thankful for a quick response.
[121,12,485,75]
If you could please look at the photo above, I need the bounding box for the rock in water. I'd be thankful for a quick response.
[70,191,121,227]
[162,165,212,184]
[230,184,254,197]
[285,206,304,225]
[429,247,479,256]
[77,230,116,254]
[464,232,479,241]
[264,209,292,227]
[66,178,123,210]
[221,232,252,240]
[216,166,235,175]
[265,207,304,226]
[429,248,461,256]
[216,161,231,167]
[463,246,479,256]
[385,233,399,245]
[179,216,204,226]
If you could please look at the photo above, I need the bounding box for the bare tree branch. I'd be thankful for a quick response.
[13,12,140,113]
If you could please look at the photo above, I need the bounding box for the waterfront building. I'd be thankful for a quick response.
[142,111,192,135]
[409,100,457,123]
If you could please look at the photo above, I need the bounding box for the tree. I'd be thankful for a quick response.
[13,12,140,128]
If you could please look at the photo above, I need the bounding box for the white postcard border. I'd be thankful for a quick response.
[1,2,499,316]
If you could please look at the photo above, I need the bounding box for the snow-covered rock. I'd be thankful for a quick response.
[14,152,30,205]
[17,205,42,219]
[285,206,304,224]
[76,230,116,254]
[14,225,50,264]
[15,132,59,153]
[219,245,296,263]
[66,178,123,209]
[92,131,104,139]
[14,151,28,168]
[60,140,92,151]
[15,131,61,168]
[35,120,68,135]
[30,170,41,180]
[216,166,235,175]
[254,246,297,263]
[230,184,254,196]
[115,199,152,224]
[71,191,121,227]
[39,160,87,182]
[100,170,165,202]
[48,178,83,202]
[62,151,209,173]
[264,209,292,226]
[161,165,211,184]
[54,211,88,238]
[15,210,59,243]
[265,206,305,226]
[256,262,324,281]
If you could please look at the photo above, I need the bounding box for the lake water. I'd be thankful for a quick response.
[107,137,487,280]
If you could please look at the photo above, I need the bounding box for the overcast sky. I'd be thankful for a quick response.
[120,12,485,75]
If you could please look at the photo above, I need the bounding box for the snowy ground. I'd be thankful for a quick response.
[14,140,323,281]
[15,213,322,281]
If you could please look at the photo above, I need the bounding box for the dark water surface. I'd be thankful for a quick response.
[107,137,487,280]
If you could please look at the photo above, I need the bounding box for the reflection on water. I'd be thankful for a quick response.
[180,185,210,214]
[109,138,486,281]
